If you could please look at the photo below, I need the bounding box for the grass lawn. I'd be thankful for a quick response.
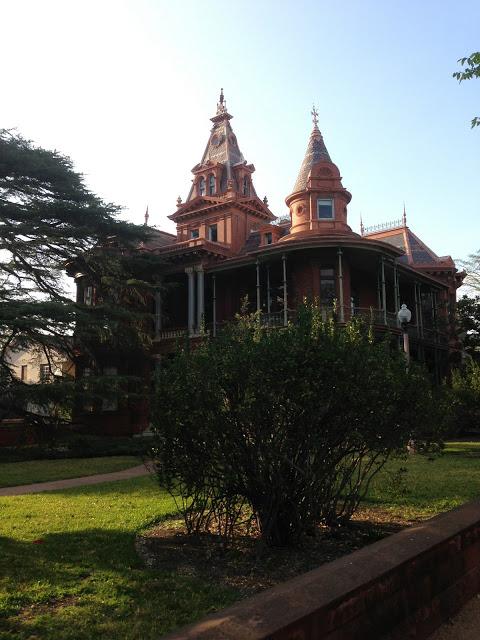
[366,440,480,520]
[0,456,140,488]
[1,441,480,639]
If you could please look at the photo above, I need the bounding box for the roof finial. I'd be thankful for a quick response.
[144,205,149,226]
[360,213,365,236]
[216,88,227,115]
[311,104,319,128]
[402,202,407,227]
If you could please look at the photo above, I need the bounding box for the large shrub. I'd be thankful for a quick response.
[151,306,440,546]
[447,361,480,434]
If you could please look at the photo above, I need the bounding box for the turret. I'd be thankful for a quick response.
[285,107,353,238]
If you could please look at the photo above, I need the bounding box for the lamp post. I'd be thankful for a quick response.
[397,303,412,366]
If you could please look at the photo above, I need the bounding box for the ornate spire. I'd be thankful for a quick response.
[292,107,332,193]
[144,205,149,226]
[360,213,365,236]
[402,202,407,226]
[186,90,253,202]
[216,88,226,115]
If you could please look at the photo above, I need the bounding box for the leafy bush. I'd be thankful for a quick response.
[447,361,480,434]
[151,305,440,547]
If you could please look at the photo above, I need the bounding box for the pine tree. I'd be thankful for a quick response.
[0,129,159,435]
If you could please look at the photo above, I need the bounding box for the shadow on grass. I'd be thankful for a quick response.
[0,528,239,640]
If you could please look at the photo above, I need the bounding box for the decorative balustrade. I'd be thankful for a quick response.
[363,219,404,234]
[154,308,448,345]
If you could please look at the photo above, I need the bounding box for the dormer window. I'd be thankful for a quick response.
[265,232,273,245]
[190,229,199,239]
[243,176,250,196]
[317,198,334,219]
[208,224,218,242]
[199,177,206,196]
[208,174,215,195]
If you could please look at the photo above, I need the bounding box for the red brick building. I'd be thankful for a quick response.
[76,91,464,434]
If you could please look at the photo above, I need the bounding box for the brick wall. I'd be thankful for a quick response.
[163,500,480,640]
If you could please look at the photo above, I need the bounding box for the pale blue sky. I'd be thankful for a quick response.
[1,0,478,262]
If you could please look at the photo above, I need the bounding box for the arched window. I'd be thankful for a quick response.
[243,176,250,196]
[208,174,215,195]
[198,177,206,196]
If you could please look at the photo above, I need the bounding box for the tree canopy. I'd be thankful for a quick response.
[453,52,480,128]
[0,129,158,433]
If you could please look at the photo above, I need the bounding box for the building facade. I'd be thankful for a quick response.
[75,91,464,433]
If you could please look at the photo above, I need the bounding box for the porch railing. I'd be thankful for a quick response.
[154,307,448,345]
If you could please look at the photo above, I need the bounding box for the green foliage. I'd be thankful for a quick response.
[151,305,441,547]
[453,52,480,128]
[447,361,480,434]
[457,295,480,360]
[0,129,160,433]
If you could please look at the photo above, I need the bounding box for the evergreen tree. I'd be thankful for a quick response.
[0,128,159,434]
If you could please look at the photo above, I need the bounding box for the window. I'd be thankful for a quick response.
[317,198,334,219]
[190,229,199,239]
[208,224,218,242]
[199,177,206,196]
[20,365,27,381]
[243,176,250,196]
[208,174,215,195]
[83,285,93,306]
[320,268,335,306]
[39,364,51,383]
[265,232,273,245]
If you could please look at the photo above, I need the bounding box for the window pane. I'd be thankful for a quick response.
[190,229,199,239]
[320,267,335,305]
[317,198,333,219]
[209,225,218,242]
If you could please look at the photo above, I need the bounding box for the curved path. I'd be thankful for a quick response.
[0,464,150,496]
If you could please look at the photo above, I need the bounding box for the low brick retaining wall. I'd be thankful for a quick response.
[163,500,480,640]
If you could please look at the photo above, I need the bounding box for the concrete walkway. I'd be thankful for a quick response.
[0,464,150,496]
[429,595,480,640]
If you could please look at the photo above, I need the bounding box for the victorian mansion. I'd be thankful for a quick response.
[75,91,463,434]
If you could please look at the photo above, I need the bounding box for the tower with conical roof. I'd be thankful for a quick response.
[185,89,257,201]
[284,107,353,238]
[169,90,274,253]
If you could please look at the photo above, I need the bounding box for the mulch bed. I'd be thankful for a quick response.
[136,508,419,598]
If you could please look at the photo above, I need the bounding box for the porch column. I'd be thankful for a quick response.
[432,290,438,343]
[212,275,217,338]
[186,267,195,334]
[154,289,162,338]
[282,253,288,327]
[196,266,204,332]
[414,283,421,338]
[393,262,400,320]
[337,248,345,322]
[381,256,387,325]
[266,265,271,314]
[377,265,382,311]
[256,259,261,312]
[417,284,424,338]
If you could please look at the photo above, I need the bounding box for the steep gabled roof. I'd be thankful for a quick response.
[187,90,253,201]
[363,217,455,268]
